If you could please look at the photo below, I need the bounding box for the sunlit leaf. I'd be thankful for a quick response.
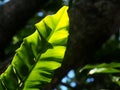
[79,62,120,75]
[89,67,120,75]
[0,6,69,90]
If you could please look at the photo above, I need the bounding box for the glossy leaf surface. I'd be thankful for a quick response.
[0,6,69,90]
[80,62,120,75]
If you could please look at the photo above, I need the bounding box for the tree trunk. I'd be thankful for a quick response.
[45,0,120,89]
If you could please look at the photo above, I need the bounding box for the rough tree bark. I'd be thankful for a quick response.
[45,0,120,89]
[0,0,49,59]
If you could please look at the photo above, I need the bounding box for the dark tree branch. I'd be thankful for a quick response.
[60,82,74,89]
[44,0,120,89]
[0,0,49,59]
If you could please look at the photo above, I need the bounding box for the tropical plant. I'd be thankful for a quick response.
[0,2,120,90]
[0,6,69,90]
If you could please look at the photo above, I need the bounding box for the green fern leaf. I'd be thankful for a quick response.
[0,6,69,90]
